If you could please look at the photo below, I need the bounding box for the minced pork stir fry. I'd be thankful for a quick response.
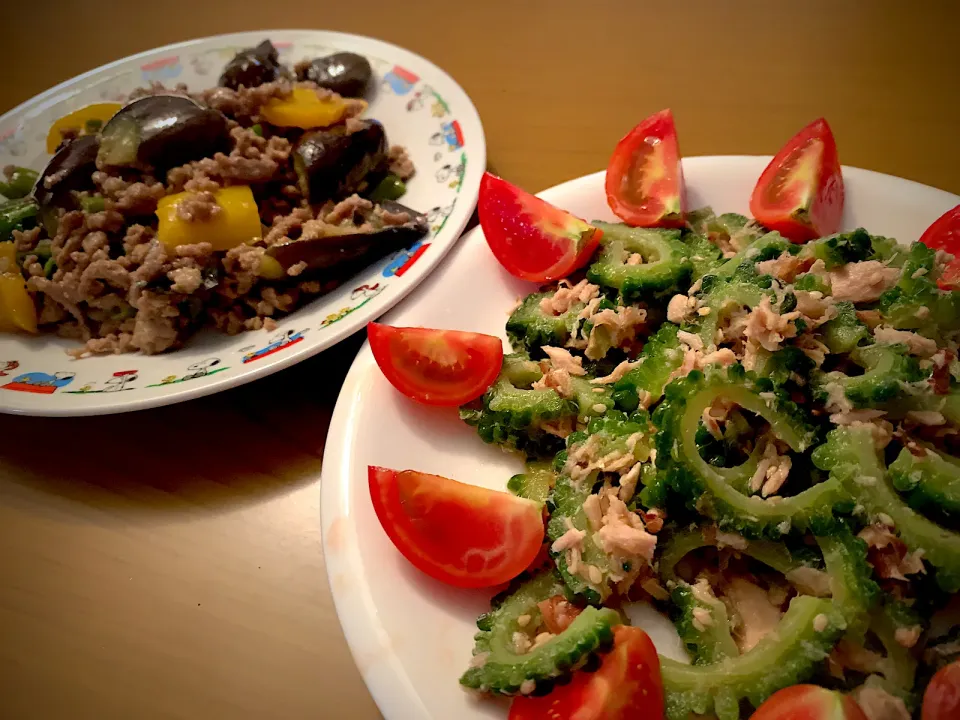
[0,40,424,356]
[455,209,960,719]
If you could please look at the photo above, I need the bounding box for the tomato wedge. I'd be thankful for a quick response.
[367,323,503,406]
[368,467,544,588]
[605,108,686,229]
[508,626,663,720]
[919,204,960,289]
[751,685,868,720]
[922,660,960,720]
[749,118,844,242]
[478,172,602,282]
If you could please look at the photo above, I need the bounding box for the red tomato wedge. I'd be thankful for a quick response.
[368,466,545,588]
[478,172,602,282]
[749,118,844,242]
[919,204,960,289]
[923,660,960,720]
[605,109,686,228]
[508,626,663,720]
[751,685,869,720]
[367,323,503,406]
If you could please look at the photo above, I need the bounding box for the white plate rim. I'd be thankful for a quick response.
[0,29,486,417]
[320,156,960,719]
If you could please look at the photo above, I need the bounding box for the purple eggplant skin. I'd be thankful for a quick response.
[265,200,428,275]
[296,52,372,97]
[33,135,99,208]
[97,95,230,172]
[293,120,387,203]
[219,40,282,90]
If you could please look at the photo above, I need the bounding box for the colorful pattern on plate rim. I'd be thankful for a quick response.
[0,35,472,399]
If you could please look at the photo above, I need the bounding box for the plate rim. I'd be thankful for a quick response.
[0,29,487,417]
[320,156,960,719]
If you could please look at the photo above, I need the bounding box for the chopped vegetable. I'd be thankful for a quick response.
[919,204,960,289]
[750,685,869,720]
[261,87,354,129]
[368,466,545,589]
[368,323,503,406]
[368,173,407,202]
[45,102,121,154]
[156,186,262,251]
[0,166,39,199]
[605,109,686,228]
[479,172,603,282]
[750,118,844,242]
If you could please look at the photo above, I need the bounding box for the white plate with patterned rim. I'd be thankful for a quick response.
[0,29,484,416]
[320,158,960,720]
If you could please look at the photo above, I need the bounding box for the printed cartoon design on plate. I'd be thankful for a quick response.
[406,85,450,118]
[0,361,19,377]
[67,369,139,394]
[140,56,182,83]
[436,152,467,191]
[2,371,75,394]
[383,241,430,279]
[430,120,464,156]
[0,128,26,158]
[317,283,387,329]
[147,358,229,387]
[240,329,306,363]
[424,199,457,235]
[382,66,419,95]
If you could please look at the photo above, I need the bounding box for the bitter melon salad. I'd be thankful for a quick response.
[365,110,960,720]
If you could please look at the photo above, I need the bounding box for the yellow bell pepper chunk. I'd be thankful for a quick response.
[156,186,263,252]
[46,102,122,154]
[0,273,38,334]
[260,88,356,129]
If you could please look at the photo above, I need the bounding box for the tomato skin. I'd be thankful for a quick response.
[918,204,960,289]
[508,626,663,720]
[605,108,687,229]
[479,172,602,282]
[368,466,545,589]
[749,118,844,243]
[367,323,503,406]
[922,660,960,720]
[751,685,869,720]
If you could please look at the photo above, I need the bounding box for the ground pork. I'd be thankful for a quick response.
[166,126,292,192]
[92,172,167,216]
[175,191,221,222]
[197,81,294,123]
[130,290,181,354]
[325,194,374,225]
[387,145,416,180]
[828,261,901,303]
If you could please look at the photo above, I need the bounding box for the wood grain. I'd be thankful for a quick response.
[0,2,958,718]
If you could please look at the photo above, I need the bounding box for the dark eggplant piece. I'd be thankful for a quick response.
[219,40,282,90]
[296,52,372,97]
[33,134,100,233]
[97,95,229,172]
[265,200,428,275]
[293,120,387,202]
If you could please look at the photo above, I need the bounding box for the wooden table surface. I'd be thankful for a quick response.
[1,2,958,718]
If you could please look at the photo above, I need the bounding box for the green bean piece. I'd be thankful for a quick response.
[0,167,39,199]
[251,124,263,137]
[0,197,39,241]
[80,195,106,214]
[43,257,57,278]
[369,173,407,202]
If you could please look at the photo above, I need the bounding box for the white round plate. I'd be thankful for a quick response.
[320,158,960,720]
[0,30,485,416]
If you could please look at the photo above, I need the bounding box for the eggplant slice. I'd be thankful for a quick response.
[265,200,428,276]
